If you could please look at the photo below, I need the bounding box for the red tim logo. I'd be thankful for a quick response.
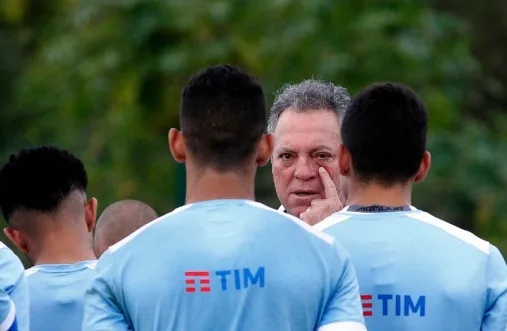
[361,294,373,317]
[184,271,211,293]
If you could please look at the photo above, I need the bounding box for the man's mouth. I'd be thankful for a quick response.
[293,191,319,197]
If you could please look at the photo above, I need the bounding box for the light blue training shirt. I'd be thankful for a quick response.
[83,199,367,331]
[25,260,96,331]
[317,205,507,331]
[0,241,29,331]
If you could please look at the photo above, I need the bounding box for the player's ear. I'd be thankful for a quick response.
[85,197,98,233]
[256,133,274,167]
[4,227,29,255]
[338,144,351,177]
[169,128,186,163]
[414,151,431,183]
[269,137,276,164]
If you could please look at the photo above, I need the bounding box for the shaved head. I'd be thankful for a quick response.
[93,200,158,257]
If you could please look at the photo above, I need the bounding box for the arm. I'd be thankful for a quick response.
[6,277,27,331]
[0,247,28,331]
[481,244,507,331]
[0,290,17,331]
[83,251,132,331]
[318,242,367,331]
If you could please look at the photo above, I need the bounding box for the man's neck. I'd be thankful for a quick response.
[185,167,256,204]
[31,231,95,265]
[346,180,413,208]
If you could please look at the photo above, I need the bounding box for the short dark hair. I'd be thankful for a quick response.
[0,146,88,222]
[341,83,428,185]
[180,64,267,170]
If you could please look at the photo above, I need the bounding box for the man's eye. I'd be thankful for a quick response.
[316,153,331,160]
[279,153,292,160]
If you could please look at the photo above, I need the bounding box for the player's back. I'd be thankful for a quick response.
[26,260,96,331]
[0,241,29,331]
[85,199,365,331]
[317,207,507,331]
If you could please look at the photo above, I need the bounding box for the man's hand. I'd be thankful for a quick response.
[300,167,344,225]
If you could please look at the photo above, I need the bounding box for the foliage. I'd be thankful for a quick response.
[1,0,506,258]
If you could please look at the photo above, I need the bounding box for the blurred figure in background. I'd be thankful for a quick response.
[93,199,158,258]
[317,83,507,331]
[0,146,97,331]
[0,242,29,331]
[84,64,366,331]
[269,80,349,225]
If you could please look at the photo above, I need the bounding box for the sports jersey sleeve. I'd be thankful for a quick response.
[0,245,28,331]
[0,290,17,331]
[318,242,366,331]
[481,244,507,331]
[83,250,131,331]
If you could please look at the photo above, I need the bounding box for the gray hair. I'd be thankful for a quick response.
[268,79,351,133]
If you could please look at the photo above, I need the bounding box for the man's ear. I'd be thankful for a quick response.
[4,227,29,255]
[414,151,431,183]
[338,144,352,177]
[169,128,186,163]
[256,134,274,167]
[85,197,98,233]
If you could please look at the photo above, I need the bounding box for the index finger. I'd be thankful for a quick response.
[318,167,339,200]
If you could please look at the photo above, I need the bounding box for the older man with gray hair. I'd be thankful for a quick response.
[269,79,350,225]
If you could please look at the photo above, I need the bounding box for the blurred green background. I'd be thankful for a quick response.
[1,0,506,264]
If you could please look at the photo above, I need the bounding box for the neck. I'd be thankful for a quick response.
[346,179,413,207]
[30,228,95,265]
[185,166,256,204]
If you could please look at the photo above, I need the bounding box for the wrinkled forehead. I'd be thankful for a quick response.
[273,109,341,152]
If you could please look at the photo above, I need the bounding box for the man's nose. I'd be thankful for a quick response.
[293,157,318,180]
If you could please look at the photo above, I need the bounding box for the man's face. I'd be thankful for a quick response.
[272,108,342,217]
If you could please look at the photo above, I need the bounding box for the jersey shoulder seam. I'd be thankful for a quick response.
[246,201,335,245]
[314,213,352,231]
[109,204,193,253]
[407,212,490,254]
[25,267,40,277]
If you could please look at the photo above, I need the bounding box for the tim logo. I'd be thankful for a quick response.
[184,267,265,293]
[184,271,211,293]
[361,294,426,317]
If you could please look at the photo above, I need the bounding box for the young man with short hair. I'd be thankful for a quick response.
[318,83,507,331]
[0,146,97,331]
[84,64,366,331]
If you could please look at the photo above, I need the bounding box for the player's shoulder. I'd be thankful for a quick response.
[0,242,25,293]
[245,201,335,246]
[0,242,24,269]
[84,260,98,270]
[25,266,40,278]
[314,212,353,232]
[406,210,491,254]
[108,204,193,254]
[0,241,15,256]
[317,209,492,255]
[315,207,419,231]
[109,200,336,255]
